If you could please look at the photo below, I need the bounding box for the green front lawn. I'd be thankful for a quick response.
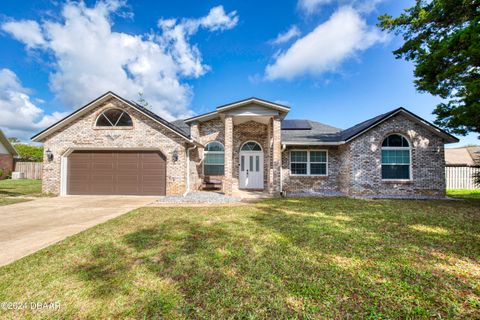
[448,189,480,200]
[0,198,479,319]
[0,179,42,206]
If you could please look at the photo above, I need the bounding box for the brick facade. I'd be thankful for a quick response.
[281,113,447,198]
[39,98,189,195]
[282,146,345,195]
[37,95,449,199]
[0,154,13,179]
[347,113,446,198]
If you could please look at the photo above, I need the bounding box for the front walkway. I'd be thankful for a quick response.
[0,195,157,266]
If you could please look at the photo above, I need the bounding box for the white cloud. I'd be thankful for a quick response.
[0,69,67,139]
[298,0,384,14]
[298,0,334,14]
[265,6,386,81]
[157,5,238,78]
[270,25,301,45]
[1,1,238,120]
[1,20,46,48]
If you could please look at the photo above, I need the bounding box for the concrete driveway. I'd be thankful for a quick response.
[0,196,157,267]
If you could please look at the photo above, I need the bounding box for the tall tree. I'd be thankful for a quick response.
[379,0,480,137]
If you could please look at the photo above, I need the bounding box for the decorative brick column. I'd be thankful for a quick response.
[190,122,200,140]
[272,116,282,194]
[223,116,234,195]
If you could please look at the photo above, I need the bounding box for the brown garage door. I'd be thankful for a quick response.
[68,151,166,195]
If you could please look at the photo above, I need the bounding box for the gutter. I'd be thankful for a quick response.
[282,141,345,146]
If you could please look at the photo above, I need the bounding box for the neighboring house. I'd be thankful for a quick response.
[445,146,480,166]
[0,129,18,179]
[31,91,458,198]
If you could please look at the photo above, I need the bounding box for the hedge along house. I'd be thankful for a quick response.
[32,91,458,198]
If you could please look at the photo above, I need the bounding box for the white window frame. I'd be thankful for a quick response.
[289,149,328,177]
[381,134,412,181]
[203,141,225,176]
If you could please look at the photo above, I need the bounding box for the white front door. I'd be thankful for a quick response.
[239,151,264,189]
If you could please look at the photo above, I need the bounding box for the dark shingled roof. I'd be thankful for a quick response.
[129,101,191,139]
[281,107,458,144]
[281,120,342,143]
[171,119,191,137]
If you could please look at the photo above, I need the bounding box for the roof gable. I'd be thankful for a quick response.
[31,91,193,143]
[184,97,290,123]
[341,108,458,143]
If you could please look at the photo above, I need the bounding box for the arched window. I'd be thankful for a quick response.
[381,134,411,180]
[96,109,133,127]
[241,141,262,151]
[204,141,224,175]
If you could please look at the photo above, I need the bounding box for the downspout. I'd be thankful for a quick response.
[280,144,286,196]
[184,144,197,197]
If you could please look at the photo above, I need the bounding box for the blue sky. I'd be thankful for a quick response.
[0,0,477,146]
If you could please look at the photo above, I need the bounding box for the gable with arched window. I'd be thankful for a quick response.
[96,109,133,127]
[204,141,224,175]
[381,134,411,180]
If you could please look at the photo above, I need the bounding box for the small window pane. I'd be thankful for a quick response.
[241,142,261,151]
[96,114,111,126]
[204,165,224,175]
[291,151,307,162]
[310,151,326,163]
[204,153,224,165]
[255,156,259,172]
[241,155,245,171]
[382,134,409,147]
[249,156,253,171]
[205,142,224,152]
[382,150,409,164]
[382,165,409,179]
[310,163,326,175]
[116,112,133,126]
[291,163,307,175]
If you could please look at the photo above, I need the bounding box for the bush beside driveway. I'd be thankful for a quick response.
[0,197,478,319]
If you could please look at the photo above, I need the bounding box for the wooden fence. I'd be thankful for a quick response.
[445,166,479,190]
[14,161,43,180]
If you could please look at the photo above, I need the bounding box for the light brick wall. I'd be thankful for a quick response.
[0,154,13,179]
[348,113,446,197]
[188,118,227,191]
[281,114,447,198]
[40,98,188,196]
[282,146,343,194]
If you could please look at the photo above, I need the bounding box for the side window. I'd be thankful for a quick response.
[381,134,411,180]
[204,142,225,175]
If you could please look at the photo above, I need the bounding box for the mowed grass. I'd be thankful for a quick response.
[448,189,480,200]
[0,198,479,319]
[0,179,42,206]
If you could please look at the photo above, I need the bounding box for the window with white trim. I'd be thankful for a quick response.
[290,150,328,176]
[381,134,411,180]
[96,109,133,127]
[204,141,224,175]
